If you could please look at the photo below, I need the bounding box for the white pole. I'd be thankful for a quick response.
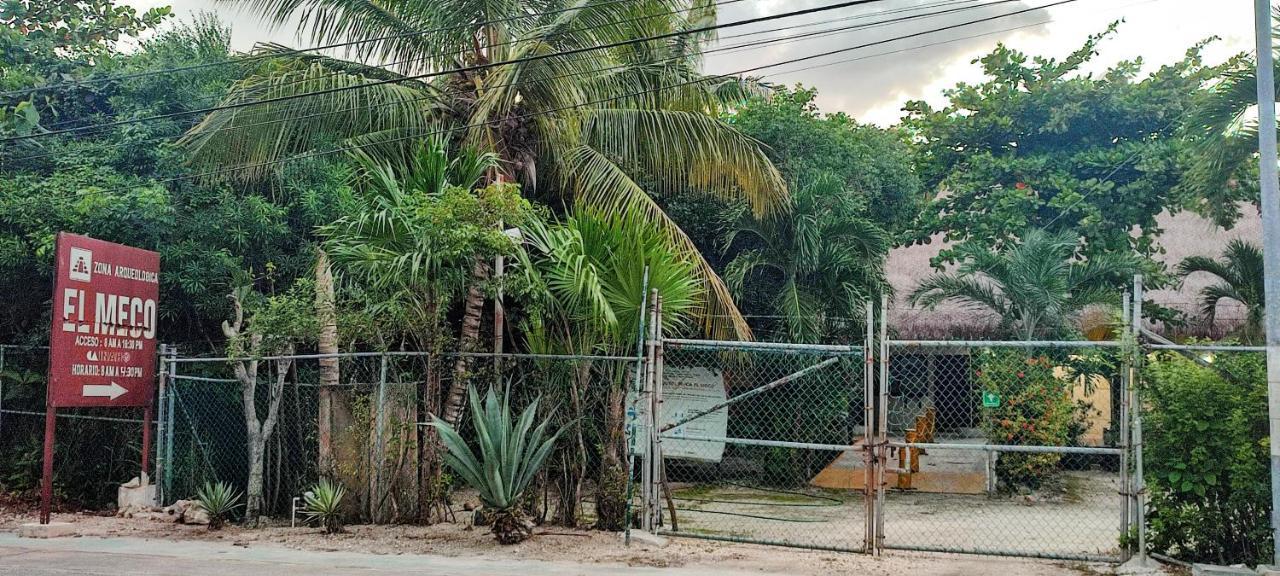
[1253,0,1280,565]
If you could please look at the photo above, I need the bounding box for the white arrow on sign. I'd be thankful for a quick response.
[82,382,128,400]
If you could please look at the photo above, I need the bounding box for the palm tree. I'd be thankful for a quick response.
[721,172,890,343]
[516,206,702,529]
[1178,239,1265,343]
[319,140,530,521]
[180,0,785,339]
[909,228,1140,340]
[1179,9,1279,225]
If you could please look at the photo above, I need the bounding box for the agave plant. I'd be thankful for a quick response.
[427,386,562,544]
[302,479,348,534]
[194,481,242,531]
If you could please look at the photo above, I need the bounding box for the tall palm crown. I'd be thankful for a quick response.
[721,173,889,344]
[909,228,1139,340]
[181,0,787,338]
[1178,239,1265,344]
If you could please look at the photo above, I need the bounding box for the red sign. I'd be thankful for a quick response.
[47,233,160,408]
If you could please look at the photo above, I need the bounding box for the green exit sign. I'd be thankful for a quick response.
[981,391,1001,408]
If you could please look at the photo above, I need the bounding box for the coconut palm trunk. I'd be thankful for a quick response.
[444,258,491,425]
[315,249,339,475]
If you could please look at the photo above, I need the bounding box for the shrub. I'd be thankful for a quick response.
[1144,350,1270,565]
[974,350,1088,491]
[302,479,347,534]
[194,480,242,530]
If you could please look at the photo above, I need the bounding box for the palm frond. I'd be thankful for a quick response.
[565,144,750,339]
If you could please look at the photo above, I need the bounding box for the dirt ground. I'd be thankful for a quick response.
[671,470,1121,559]
[0,505,1126,575]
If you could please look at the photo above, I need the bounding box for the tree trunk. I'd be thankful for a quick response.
[443,258,490,425]
[245,435,266,524]
[316,250,339,477]
[594,382,628,530]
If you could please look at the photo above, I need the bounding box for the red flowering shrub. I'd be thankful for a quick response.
[973,350,1084,491]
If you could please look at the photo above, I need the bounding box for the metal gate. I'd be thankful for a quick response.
[641,335,871,552]
[641,298,1137,562]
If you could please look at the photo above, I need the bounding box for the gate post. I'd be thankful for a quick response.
[641,289,659,533]
[1119,292,1133,559]
[875,295,890,555]
[1130,275,1149,564]
[863,300,876,553]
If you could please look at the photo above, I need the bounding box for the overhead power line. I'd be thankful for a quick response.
[16,0,1012,149]
[0,0,652,99]
[1,0,901,144]
[6,0,1087,202]
[30,0,757,133]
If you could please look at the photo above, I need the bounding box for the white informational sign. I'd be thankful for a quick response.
[632,366,729,462]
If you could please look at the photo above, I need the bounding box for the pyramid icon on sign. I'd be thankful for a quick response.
[72,258,89,275]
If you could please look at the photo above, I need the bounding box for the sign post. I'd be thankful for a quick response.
[41,233,160,524]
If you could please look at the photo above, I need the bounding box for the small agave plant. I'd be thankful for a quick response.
[302,479,347,534]
[428,386,562,544]
[194,480,242,531]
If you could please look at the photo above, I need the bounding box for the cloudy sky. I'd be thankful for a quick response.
[123,0,1256,125]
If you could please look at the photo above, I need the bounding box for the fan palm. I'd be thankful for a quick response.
[721,172,890,344]
[180,0,785,339]
[515,206,702,529]
[909,228,1140,340]
[1178,239,1265,344]
[427,385,563,544]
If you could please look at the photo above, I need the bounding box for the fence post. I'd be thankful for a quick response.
[875,294,889,555]
[374,352,389,522]
[0,346,6,439]
[623,268,650,546]
[1131,275,1148,565]
[1119,292,1132,559]
[641,289,658,533]
[155,344,167,506]
[863,300,875,553]
[164,346,177,505]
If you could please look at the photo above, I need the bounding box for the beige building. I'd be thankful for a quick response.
[886,207,1261,339]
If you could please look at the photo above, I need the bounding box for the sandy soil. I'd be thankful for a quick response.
[0,506,1119,576]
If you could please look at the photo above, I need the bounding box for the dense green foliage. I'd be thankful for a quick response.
[722,172,889,343]
[1145,351,1271,565]
[724,86,922,235]
[904,26,1220,271]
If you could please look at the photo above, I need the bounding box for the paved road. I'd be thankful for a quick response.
[0,533,750,576]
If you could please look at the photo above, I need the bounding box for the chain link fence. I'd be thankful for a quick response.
[642,338,870,552]
[6,298,1272,565]
[0,345,150,508]
[879,340,1128,561]
[161,350,639,526]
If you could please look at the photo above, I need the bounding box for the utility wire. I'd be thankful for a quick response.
[30,0,756,133]
[1,0,902,144]
[0,0,652,99]
[8,0,1016,160]
[5,0,1086,205]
